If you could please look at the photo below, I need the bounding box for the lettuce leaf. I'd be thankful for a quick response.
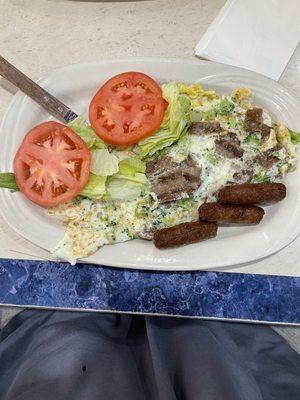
[289,129,300,145]
[80,173,106,199]
[138,82,191,158]
[118,157,146,177]
[107,173,149,200]
[90,149,119,176]
[67,117,106,150]
[0,172,19,191]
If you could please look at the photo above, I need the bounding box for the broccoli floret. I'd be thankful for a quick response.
[216,98,235,116]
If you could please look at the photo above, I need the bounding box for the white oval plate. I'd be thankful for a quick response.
[1,59,300,271]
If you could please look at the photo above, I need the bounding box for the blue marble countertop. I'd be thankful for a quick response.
[0,258,299,325]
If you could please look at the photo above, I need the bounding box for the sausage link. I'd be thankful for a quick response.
[198,202,264,224]
[153,221,217,249]
[218,183,286,204]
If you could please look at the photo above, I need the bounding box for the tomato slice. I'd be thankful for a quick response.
[89,72,166,146]
[13,121,91,207]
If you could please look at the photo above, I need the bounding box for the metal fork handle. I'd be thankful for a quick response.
[0,55,78,123]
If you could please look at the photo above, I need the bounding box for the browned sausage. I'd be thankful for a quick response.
[218,183,286,204]
[153,221,217,249]
[198,202,264,224]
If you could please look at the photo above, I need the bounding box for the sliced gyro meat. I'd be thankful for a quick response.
[261,124,271,142]
[147,154,201,203]
[153,221,217,249]
[256,150,279,169]
[198,202,264,225]
[152,173,192,203]
[182,167,202,188]
[233,169,253,184]
[190,121,222,135]
[220,131,240,145]
[244,108,263,133]
[218,183,286,204]
[146,155,178,178]
[152,167,201,203]
[215,139,244,159]
[260,125,278,151]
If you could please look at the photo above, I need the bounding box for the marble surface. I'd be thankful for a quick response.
[0,0,300,327]
[0,258,300,324]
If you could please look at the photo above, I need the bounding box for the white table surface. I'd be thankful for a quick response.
[1,0,300,277]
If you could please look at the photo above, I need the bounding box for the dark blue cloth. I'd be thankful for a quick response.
[0,311,300,399]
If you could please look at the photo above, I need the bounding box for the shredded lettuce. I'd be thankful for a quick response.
[289,129,300,145]
[138,82,191,158]
[67,117,105,150]
[80,174,107,199]
[0,172,19,191]
[90,149,119,176]
[107,173,149,200]
[118,157,146,177]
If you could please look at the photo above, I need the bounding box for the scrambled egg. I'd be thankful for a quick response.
[49,193,196,264]
[48,198,145,264]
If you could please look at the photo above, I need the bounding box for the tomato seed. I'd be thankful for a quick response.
[32,180,44,195]
[123,123,130,133]
[103,122,115,132]
[97,107,106,119]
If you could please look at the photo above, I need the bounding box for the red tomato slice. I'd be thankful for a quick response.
[89,72,166,146]
[13,121,91,207]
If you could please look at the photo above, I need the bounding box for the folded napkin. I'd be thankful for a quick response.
[195,0,300,81]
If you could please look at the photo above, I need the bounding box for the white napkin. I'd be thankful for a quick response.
[195,0,300,81]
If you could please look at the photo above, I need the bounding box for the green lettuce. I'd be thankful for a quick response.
[90,149,119,176]
[138,82,191,158]
[0,173,19,191]
[80,173,106,199]
[118,157,146,177]
[289,129,300,145]
[107,173,149,200]
[67,117,105,150]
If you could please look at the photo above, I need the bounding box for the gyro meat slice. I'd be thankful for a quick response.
[189,121,222,135]
[244,108,263,133]
[215,139,244,159]
[256,149,280,169]
[233,169,253,184]
[146,155,178,179]
[147,154,201,203]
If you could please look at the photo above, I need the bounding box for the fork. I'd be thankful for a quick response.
[0,55,79,123]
